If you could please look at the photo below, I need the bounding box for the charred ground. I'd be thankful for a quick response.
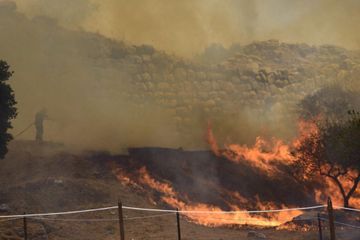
[117,147,316,209]
[0,141,359,240]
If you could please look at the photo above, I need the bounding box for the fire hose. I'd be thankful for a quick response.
[13,122,34,138]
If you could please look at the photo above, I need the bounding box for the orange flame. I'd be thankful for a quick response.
[315,170,360,208]
[116,166,302,227]
[138,167,177,196]
[292,118,319,148]
[206,119,319,175]
[207,121,220,156]
[112,118,359,228]
[209,118,360,209]
[222,137,293,174]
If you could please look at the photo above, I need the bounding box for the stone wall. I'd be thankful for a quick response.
[101,40,360,140]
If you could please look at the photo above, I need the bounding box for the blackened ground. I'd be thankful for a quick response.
[0,141,358,240]
[119,147,318,209]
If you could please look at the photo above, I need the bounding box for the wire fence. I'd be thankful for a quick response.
[0,204,327,218]
[1,199,360,240]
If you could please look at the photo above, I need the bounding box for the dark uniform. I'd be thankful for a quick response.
[35,110,47,142]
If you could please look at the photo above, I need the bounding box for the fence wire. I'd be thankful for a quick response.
[0,204,327,218]
[1,204,360,239]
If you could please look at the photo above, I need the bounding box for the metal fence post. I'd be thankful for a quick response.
[23,212,28,240]
[176,208,181,240]
[118,201,125,240]
[327,197,336,240]
[317,213,323,240]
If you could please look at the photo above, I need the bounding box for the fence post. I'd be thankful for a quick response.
[317,213,323,240]
[327,197,336,240]
[23,212,28,240]
[118,201,125,240]
[176,208,181,240]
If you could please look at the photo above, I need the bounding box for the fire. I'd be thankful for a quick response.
[138,167,177,196]
[162,195,299,227]
[111,118,359,229]
[294,119,360,209]
[209,118,319,174]
[113,167,138,187]
[315,170,360,208]
[222,137,293,174]
[208,118,360,209]
[292,118,319,148]
[207,121,220,156]
[115,166,302,227]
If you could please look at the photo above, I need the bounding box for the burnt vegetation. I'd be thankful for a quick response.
[295,110,360,208]
[115,147,317,209]
[294,86,360,208]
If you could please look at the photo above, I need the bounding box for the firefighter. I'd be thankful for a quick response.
[35,109,47,142]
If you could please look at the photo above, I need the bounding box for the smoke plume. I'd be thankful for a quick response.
[13,0,360,56]
[1,0,359,152]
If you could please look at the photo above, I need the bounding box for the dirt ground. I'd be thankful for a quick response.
[0,140,359,240]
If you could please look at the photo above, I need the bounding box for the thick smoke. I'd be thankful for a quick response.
[1,0,360,152]
[0,2,180,151]
[13,0,94,27]
[13,0,360,57]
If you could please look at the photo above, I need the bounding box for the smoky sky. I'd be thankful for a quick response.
[1,0,359,152]
[12,0,360,56]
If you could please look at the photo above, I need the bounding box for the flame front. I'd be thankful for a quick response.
[222,137,293,174]
[209,118,360,209]
[113,118,359,228]
[213,119,319,175]
[116,166,301,227]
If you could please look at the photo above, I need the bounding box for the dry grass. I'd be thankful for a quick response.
[0,141,358,239]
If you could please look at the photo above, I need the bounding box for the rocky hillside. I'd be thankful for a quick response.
[1,1,360,148]
[120,39,360,128]
[101,38,360,144]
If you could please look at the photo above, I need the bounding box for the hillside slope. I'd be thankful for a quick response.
[0,141,331,240]
[1,2,360,149]
[0,141,359,240]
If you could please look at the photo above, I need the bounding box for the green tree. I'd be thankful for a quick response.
[295,111,360,207]
[0,60,17,159]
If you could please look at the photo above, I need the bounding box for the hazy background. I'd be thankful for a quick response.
[13,0,360,56]
[0,0,359,152]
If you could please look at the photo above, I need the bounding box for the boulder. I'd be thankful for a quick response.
[247,231,267,239]
[142,72,151,81]
[174,68,187,80]
[203,100,216,107]
[223,82,235,92]
[0,203,10,213]
[157,82,170,90]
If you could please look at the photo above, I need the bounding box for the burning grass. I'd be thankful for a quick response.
[112,118,360,229]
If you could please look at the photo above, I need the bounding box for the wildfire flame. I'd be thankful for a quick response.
[222,137,293,174]
[315,170,360,207]
[208,118,360,209]
[207,119,319,175]
[113,118,359,228]
[119,166,302,227]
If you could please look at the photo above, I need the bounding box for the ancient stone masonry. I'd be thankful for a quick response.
[103,40,360,136]
[1,4,359,145]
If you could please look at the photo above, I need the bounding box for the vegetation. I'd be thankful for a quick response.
[295,111,360,207]
[298,85,360,121]
[0,60,17,159]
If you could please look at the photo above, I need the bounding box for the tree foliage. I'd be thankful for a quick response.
[295,111,360,207]
[0,60,17,159]
[299,85,360,121]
